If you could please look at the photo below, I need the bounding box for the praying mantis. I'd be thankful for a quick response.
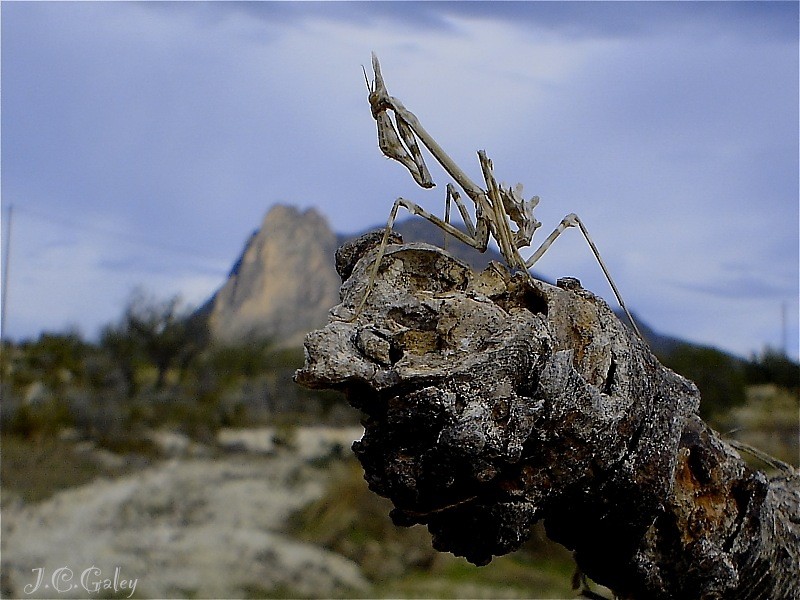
[357,53,644,341]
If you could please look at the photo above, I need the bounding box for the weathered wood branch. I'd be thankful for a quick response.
[295,233,800,599]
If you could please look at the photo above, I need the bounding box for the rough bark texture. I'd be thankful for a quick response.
[295,233,800,600]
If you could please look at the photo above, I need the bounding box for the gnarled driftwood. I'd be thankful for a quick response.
[295,233,799,599]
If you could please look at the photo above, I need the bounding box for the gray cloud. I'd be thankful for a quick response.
[2,1,797,359]
[169,2,798,41]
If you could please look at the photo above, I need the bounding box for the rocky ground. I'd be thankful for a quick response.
[1,427,368,599]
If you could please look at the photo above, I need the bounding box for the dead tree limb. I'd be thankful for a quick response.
[295,234,800,600]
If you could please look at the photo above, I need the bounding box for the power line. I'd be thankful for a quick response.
[12,204,231,268]
[1,204,13,343]
[781,301,788,357]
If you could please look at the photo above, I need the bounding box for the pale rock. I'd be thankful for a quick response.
[207,205,340,346]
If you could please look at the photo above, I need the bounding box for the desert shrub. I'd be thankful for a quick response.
[660,344,747,419]
[5,397,75,439]
[101,290,205,394]
[195,339,274,387]
[745,348,800,391]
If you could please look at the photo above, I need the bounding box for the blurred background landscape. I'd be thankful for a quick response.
[1,2,797,599]
[2,205,797,599]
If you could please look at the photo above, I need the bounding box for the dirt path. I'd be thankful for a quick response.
[2,428,368,599]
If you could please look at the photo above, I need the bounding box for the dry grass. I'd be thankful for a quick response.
[716,384,799,468]
[1,433,133,505]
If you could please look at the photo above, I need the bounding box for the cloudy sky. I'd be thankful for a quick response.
[2,2,798,360]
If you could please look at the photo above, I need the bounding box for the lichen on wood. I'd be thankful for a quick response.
[295,233,800,599]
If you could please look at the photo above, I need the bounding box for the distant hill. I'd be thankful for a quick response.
[205,205,340,347]
[202,204,696,354]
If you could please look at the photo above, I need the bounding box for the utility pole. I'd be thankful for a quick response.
[781,301,787,357]
[1,203,12,344]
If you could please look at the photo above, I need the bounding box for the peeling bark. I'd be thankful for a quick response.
[295,234,800,599]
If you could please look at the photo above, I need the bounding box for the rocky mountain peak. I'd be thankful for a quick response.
[207,205,341,346]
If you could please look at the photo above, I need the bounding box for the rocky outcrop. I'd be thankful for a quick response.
[208,205,341,346]
[295,234,800,600]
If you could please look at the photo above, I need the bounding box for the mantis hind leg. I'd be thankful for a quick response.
[526,213,645,342]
